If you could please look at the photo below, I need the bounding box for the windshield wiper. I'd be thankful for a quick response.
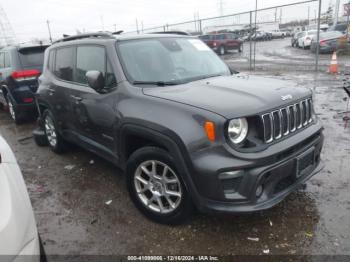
[132,80,180,86]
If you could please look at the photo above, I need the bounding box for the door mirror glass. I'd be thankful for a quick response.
[86,70,105,91]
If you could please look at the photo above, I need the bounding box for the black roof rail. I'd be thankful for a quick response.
[112,30,124,35]
[53,32,114,44]
[149,31,191,36]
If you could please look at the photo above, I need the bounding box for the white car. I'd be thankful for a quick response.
[269,29,285,38]
[298,30,318,49]
[0,135,43,262]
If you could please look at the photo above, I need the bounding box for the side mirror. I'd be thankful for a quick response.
[86,70,105,91]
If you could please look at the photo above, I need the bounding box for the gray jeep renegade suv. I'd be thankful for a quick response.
[33,32,324,224]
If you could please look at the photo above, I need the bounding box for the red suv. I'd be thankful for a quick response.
[199,33,243,55]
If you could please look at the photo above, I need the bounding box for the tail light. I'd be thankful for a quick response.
[213,42,217,47]
[11,70,40,81]
[22,98,34,103]
[319,40,326,46]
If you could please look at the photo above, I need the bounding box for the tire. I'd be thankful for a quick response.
[238,44,242,53]
[6,94,22,124]
[42,109,67,154]
[219,45,225,55]
[126,146,193,224]
[34,129,49,147]
[39,235,47,262]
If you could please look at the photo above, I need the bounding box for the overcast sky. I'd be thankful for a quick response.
[0,0,348,43]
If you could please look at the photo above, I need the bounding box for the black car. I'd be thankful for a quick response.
[0,44,49,123]
[33,32,324,224]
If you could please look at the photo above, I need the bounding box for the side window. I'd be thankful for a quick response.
[76,45,117,88]
[48,50,55,72]
[0,53,4,69]
[76,46,105,85]
[4,53,11,68]
[54,47,74,81]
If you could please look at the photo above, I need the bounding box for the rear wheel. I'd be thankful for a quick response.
[238,44,243,53]
[219,45,225,55]
[6,94,22,124]
[126,147,193,224]
[43,109,67,154]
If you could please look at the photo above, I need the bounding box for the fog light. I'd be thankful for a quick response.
[256,185,264,198]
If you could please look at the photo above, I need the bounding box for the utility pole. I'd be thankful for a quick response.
[218,0,224,16]
[46,20,52,43]
[253,0,257,70]
[141,21,144,33]
[346,1,350,39]
[334,0,340,25]
[194,13,197,32]
[315,0,322,72]
[275,8,277,22]
[136,18,139,34]
[279,8,282,23]
[100,15,104,30]
[308,6,310,26]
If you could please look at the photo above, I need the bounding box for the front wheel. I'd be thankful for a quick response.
[43,109,67,154]
[126,147,193,224]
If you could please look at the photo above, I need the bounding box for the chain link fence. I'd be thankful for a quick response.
[125,0,350,73]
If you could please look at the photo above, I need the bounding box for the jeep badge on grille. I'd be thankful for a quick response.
[281,94,293,101]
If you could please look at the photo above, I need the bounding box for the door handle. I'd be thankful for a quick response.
[70,95,83,102]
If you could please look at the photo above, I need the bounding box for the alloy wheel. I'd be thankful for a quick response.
[44,115,57,147]
[134,160,182,214]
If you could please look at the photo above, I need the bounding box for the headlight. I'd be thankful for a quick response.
[228,118,248,144]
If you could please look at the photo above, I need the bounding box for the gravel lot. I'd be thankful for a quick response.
[0,38,349,257]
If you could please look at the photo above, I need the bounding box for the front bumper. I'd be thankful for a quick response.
[189,126,324,214]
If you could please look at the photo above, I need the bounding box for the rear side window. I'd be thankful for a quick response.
[18,46,47,68]
[54,47,75,81]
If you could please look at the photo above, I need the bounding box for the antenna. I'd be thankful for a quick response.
[0,4,16,46]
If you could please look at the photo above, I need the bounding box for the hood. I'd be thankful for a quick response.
[142,74,311,119]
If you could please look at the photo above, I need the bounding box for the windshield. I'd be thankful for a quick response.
[117,37,230,84]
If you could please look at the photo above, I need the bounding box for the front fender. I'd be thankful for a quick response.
[118,121,202,207]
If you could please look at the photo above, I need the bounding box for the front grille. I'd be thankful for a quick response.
[261,98,313,143]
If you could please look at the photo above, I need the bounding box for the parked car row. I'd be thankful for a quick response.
[291,23,349,53]
[1,32,324,228]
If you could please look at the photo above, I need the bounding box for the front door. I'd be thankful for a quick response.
[69,45,118,160]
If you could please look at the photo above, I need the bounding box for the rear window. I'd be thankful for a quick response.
[18,46,48,67]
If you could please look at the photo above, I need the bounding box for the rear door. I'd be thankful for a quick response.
[49,46,76,131]
[226,34,239,50]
